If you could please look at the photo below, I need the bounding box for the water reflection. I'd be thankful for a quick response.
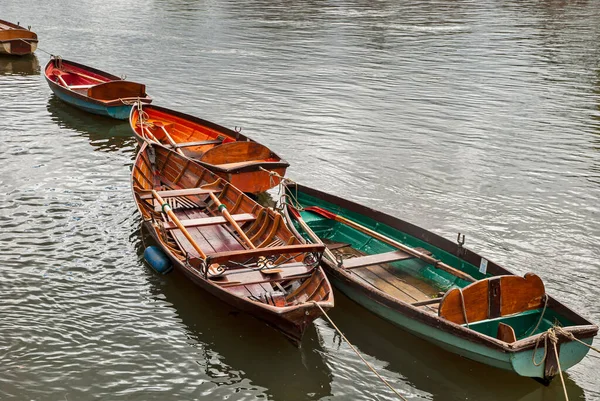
[318,292,585,401]
[46,96,136,152]
[134,226,332,400]
[0,54,40,75]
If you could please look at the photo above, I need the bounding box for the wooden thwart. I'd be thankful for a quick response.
[201,243,325,265]
[139,187,220,199]
[171,139,223,148]
[163,213,255,230]
[341,250,414,269]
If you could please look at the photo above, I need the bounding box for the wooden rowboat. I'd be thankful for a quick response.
[130,104,289,193]
[131,143,333,344]
[0,19,37,56]
[44,57,151,120]
[282,182,598,382]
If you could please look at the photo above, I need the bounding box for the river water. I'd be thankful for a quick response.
[1,0,599,400]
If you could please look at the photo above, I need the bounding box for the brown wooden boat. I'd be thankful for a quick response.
[0,19,37,56]
[131,143,333,343]
[130,104,289,193]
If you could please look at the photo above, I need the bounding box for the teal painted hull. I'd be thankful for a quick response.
[52,89,133,120]
[331,274,592,378]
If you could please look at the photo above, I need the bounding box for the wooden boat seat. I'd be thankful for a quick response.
[87,81,147,101]
[216,262,313,287]
[172,139,223,148]
[438,273,545,325]
[139,188,220,200]
[341,250,414,269]
[195,243,326,265]
[200,141,273,165]
[163,213,255,230]
[68,84,96,89]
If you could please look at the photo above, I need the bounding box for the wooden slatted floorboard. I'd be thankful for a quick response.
[169,208,275,300]
[330,243,440,312]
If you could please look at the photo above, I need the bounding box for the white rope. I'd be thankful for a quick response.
[312,302,409,401]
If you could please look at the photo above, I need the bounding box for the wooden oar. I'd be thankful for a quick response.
[203,183,256,249]
[288,207,337,264]
[305,206,476,283]
[139,121,159,143]
[154,121,185,156]
[151,190,207,259]
[57,75,69,88]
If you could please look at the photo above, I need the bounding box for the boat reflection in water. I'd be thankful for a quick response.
[134,226,332,400]
[0,53,39,75]
[46,95,136,152]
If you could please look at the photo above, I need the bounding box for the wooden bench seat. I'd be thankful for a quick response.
[68,84,96,89]
[216,262,313,287]
[341,250,414,269]
[163,213,255,230]
[171,139,223,148]
[139,187,220,200]
[196,243,326,265]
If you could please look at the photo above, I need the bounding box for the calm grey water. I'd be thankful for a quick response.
[1,0,599,400]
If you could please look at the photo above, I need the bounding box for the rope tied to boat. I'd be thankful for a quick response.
[532,326,568,401]
[274,177,304,214]
[531,325,600,401]
[119,97,144,105]
[527,294,549,336]
[258,166,288,196]
[311,301,409,401]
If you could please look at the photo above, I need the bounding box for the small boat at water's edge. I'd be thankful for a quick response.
[282,182,597,381]
[44,57,151,119]
[130,104,289,193]
[132,143,333,344]
[0,19,37,55]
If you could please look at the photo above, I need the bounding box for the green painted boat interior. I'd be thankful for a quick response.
[289,187,581,339]
[293,189,487,293]
[462,309,576,340]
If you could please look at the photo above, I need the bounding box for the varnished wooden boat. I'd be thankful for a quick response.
[44,57,151,119]
[282,182,598,381]
[130,104,289,193]
[131,143,333,344]
[0,19,37,56]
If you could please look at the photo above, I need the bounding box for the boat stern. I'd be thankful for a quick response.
[511,328,596,380]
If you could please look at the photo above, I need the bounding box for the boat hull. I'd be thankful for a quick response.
[329,270,593,378]
[0,39,37,56]
[284,183,598,379]
[0,20,38,56]
[49,86,134,119]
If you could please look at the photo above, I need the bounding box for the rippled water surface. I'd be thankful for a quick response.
[1,0,599,400]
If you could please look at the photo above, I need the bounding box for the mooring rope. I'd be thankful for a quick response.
[311,302,409,401]
[531,326,600,401]
[16,38,55,57]
[527,294,549,336]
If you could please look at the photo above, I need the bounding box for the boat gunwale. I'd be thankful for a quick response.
[282,183,598,353]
